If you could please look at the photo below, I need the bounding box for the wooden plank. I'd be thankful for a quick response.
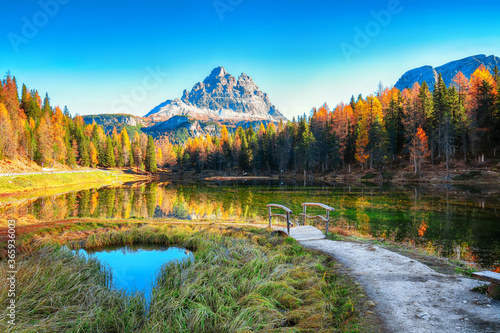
[472,271,500,284]
[266,204,292,214]
[301,202,334,211]
[279,226,326,241]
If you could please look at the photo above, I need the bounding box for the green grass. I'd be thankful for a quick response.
[453,262,478,277]
[0,223,378,332]
[0,170,137,196]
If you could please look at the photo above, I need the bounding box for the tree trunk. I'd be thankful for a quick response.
[462,126,467,163]
[446,153,449,178]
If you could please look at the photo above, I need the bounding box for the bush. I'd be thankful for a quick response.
[361,173,377,180]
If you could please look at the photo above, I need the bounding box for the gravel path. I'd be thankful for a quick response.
[299,239,500,333]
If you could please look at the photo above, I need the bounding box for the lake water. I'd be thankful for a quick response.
[75,246,193,302]
[2,180,499,270]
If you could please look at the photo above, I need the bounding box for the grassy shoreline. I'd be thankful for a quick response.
[0,221,382,332]
[0,170,146,197]
[0,222,382,332]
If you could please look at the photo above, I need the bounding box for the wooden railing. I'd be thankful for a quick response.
[266,204,293,236]
[300,202,335,236]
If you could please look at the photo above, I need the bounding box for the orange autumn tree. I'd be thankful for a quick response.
[354,98,369,168]
[156,144,163,167]
[89,141,98,167]
[161,138,177,167]
[120,128,132,167]
[467,64,496,111]
[467,64,498,160]
[0,103,14,158]
[378,86,400,115]
[310,104,331,171]
[452,71,470,106]
[410,127,429,177]
[51,106,67,164]
[355,95,384,169]
[402,82,427,144]
[331,103,355,168]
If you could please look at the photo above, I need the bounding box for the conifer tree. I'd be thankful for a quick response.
[368,117,388,175]
[343,119,357,172]
[432,74,449,159]
[439,109,454,177]
[65,127,76,166]
[104,136,115,167]
[385,92,405,161]
[145,135,157,173]
[236,126,250,170]
[42,93,51,116]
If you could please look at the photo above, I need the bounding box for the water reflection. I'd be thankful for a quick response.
[2,180,500,269]
[75,246,193,303]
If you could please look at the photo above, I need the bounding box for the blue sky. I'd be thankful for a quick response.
[1,0,500,119]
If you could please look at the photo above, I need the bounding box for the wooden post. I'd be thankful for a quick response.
[302,205,306,226]
[266,204,293,237]
[301,203,334,237]
[268,206,272,229]
[325,210,330,236]
[286,211,290,236]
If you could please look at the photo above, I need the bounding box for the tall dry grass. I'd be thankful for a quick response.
[0,224,372,332]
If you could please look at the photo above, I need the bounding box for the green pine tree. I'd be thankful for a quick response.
[368,118,389,175]
[79,139,90,167]
[145,135,157,173]
[42,93,51,116]
[385,92,405,161]
[104,136,115,167]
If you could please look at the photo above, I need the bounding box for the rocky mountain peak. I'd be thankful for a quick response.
[237,73,257,92]
[146,67,285,122]
[208,66,227,78]
[395,54,500,91]
[201,66,236,94]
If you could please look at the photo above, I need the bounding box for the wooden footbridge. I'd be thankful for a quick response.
[267,203,334,241]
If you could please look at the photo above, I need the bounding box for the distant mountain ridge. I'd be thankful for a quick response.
[145,66,284,122]
[395,54,500,91]
[81,114,146,134]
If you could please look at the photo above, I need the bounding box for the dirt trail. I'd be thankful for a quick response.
[299,239,500,333]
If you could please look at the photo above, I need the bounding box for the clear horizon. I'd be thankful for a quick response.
[1,0,500,119]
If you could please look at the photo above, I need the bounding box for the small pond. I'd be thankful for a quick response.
[75,246,193,303]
